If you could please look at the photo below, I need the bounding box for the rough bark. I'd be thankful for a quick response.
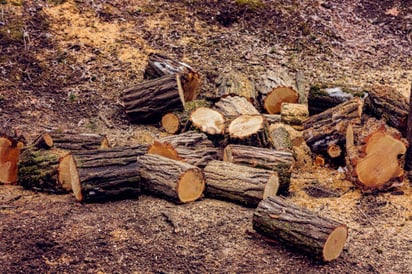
[228,114,271,148]
[262,114,281,124]
[253,196,348,262]
[144,53,201,101]
[223,144,294,193]
[121,74,185,123]
[0,127,25,184]
[137,154,205,203]
[204,160,279,207]
[364,85,408,136]
[268,123,293,152]
[280,103,309,130]
[214,68,256,101]
[148,131,219,168]
[71,145,147,202]
[214,95,259,116]
[38,132,110,150]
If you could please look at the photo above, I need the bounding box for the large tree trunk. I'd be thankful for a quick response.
[121,74,186,123]
[33,132,110,150]
[253,196,348,262]
[0,127,25,184]
[148,131,220,168]
[223,144,294,193]
[203,160,279,207]
[228,114,271,148]
[71,146,147,202]
[144,53,201,101]
[137,154,205,203]
[214,68,256,101]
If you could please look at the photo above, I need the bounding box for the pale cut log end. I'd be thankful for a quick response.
[177,169,205,203]
[58,154,79,192]
[264,87,298,114]
[190,107,225,135]
[176,74,186,106]
[323,225,348,262]
[327,144,342,158]
[161,113,180,134]
[262,174,279,199]
[0,138,24,184]
[148,141,181,161]
[346,124,354,149]
[229,115,264,138]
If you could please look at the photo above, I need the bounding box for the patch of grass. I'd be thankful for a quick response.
[68,93,76,102]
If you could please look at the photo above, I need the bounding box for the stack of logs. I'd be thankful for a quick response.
[2,53,410,262]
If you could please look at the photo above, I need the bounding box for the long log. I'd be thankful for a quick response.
[137,154,205,203]
[204,160,279,207]
[148,131,219,168]
[71,145,147,202]
[121,74,186,123]
[223,144,293,193]
[33,132,110,150]
[144,53,201,101]
[0,127,25,184]
[228,114,271,148]
[253,196,348,262]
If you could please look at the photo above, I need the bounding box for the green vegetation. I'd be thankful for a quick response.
[68,93,77,102]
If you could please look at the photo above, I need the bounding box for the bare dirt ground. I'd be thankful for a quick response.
[1,0,411,273]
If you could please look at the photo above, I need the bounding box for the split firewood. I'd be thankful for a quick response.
[228,114,271,148]
[121,74,185,123]
[308,84,366,115]
[137,154,205,203]
[144,53,201,101]
[214,68,256,102]
[32,132,110,150]
[214,95,259,117]
[253,196,348,262]
[187,107,225,136]
[203,160,279,207]
[0,127,25,184]
[70,145,147,202]
[256,69,299,114]
[303,98,363,159]
[148,131,219,168]
[17,147,74,193]
[345,118,407,192]
[364,85,408,136]
[223,144,294,193]
[280,103,309,130]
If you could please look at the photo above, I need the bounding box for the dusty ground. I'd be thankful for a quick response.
[1,0,412,273]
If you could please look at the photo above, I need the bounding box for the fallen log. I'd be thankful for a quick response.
[144,53,201,101]
[228,114,271,148]
[214,68,256,101]
[0,127,25,184]
[137,154,205,203]
[280,103,309,130]
[214,95,259,116]
[204,160,279,207]
[121,74,185,123]
[148,131,219,168]
[223,144,293,193]
[70,145,147,202]
[33,132,110,150]
[253,196,348,262]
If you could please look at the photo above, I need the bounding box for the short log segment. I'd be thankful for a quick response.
[71,146,147,202]
[214,68,256,101]
[280,103,309,130]
[204,160,279,207]
[303,98,363,158]
[144,53,201,101]
[223,144,294,193]
[0,127,25,184]
[188,107,225,136]
[121,74,185,123]
[253,196,348,262]
[148,131,219,168]
[214,95,259,116]
[228,115,271,148]
[17,147,74,193]
[137,154,205,203]
[37,132,110,150]
[364,85,408,136]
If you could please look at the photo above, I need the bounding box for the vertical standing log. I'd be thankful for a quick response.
[0,127,25,184]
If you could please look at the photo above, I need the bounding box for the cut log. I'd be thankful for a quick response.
[17,147,74,193]
[0,127,25,184]
[121,74,185,123]
[308,84,366,115]
[280,103,309,130]
[148,131,219,168]
[364,85,408,136]
[188,107,225,135]
[204,160,279,207]
[137,154,205,203]
[303,98,363,158]
[228,114,271,148]
[214,68,256,101]
[268,123,293,152]
[34,132,110,150]
[253,196,348,262]
[223,144,294,193]
[32,132,53,149]
[345,118,407,192]
[262,114,281,124]
[144,53,201,101]
[214,95,259,116]
[71,145,147,202]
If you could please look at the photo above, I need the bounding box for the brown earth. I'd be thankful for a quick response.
[1,0,412,273]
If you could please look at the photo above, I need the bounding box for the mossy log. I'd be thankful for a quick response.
[303,98,363,158]
[214,95,259,116]
[71,145,147,202]
[280,103,309,130]
[253,196,348,262]
[223,144,294,193]
[137,154,205,203]
[121,74,185,123]
[33,132,110,150]
[148,131,219,168]
[144,53,201,101]
[214,68,256,101]
[204,160,279,207]
[17,147,74,193]
[228,114,271,148]
[0,127,25,184]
